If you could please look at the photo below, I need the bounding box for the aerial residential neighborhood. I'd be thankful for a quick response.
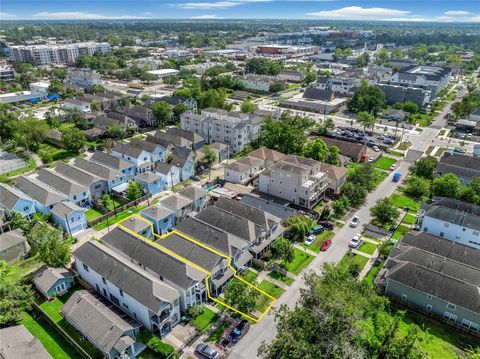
[0,3,480,359]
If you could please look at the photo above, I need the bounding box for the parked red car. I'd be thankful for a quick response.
[320,239,332,251]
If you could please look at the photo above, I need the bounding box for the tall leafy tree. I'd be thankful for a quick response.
[357,111,375,130]
[240,100,256,114]
[370,197,400,228]
[302,138,329,161]
[431,173,462,199]
[62,127,86,153]
[151,101,173,127]
[27,223,71,267]
[271,237,295,266]
[409,156,438,180]
[285,215,313,240]
[125,181,143,201]
[347,80,386,116]
[223,279,259,315]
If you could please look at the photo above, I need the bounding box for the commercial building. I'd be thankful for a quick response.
[69,68,102,89]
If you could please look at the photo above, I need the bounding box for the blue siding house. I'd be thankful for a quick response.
[179,186,209,213]
[15,176,67,213]
[90,151,136,181]
[140,206,175,235]
[135,172,163,196]
[51,202,88,234]
[32,266,75,300]
[120,216,154,239]
[37,168,91,206]
[171,156,195,181]
[0,183,36,219]
[111,142,153,174]
[74,158,127,191]
[153,162,181,190]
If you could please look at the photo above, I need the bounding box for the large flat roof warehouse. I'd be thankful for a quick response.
[147,69,179,78]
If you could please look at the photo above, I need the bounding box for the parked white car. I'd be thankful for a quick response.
[350,216,360,228]
[349,234,362,249]
[304,234,316,246]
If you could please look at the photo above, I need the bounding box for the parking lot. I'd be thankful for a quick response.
[0,151,27,175]
[329,126,399,148]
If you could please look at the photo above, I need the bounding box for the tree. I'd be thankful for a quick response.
[371,197,400,228]
[202,145,217,168]
[91,101,101,112]
[125,181,143,201]
[47,78,63,95]
[404,176,430,199]
[106,124,123,140]
[340,181,368,207]
[151,101,173,127]
[409,156,438,180]
[303,71,317,85]
[27,223,71,267]
[347,79,386,116]
[431,173,462,199]
[356,52,370,67]
[102,194,114,211]
[0,260,34,326]
[0,174,14,186]
[223,279,259,315]
[269,81,286,93]
[302,138,329,161]
[62,127,85,153]
[326,145,340,165]
[240,100,256,114]
[347,163,376,191]
[245,58,284,75]
[356,111,375,130]
[333,48,344,61]
[173,103,189,119]
[317,117,335,135]
[398,101,419,114]
[14,117,49,151]
[333,196,350,218]
[285,215,313,240]
[271,237,295,266]
[8,211,31,232]
[89,84,105,94]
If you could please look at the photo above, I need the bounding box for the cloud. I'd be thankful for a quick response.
[190,14,225,19]
[306,6,411,20]
[178,1,242,9]
[0,12,17,19]
[31,12,146,19]
[444,10,471,16]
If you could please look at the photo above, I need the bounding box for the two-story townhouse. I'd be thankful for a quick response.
[176,217,253,272]
[418,198,480,250]
[239,194,296,222]
[90,151,136,181]
[375,231,480,335]
[178,186,208,212]
[63,98,91,113]
[119,216,153,240]
[318,162,348,195]
[15,176,67,213]
[102,227,208,311]
[166,128,206,150]
[55,162,108,200]
[74,241,181,337]
[111,143,153,174]
[159,194,194,224]
[145,134,175,156]
[134,172,163,196]
[437,153,480,185]
[140,205,175,235]
[124,105,155,127]
[0,183,36,219]
[36,168,90,206]
[129,140,166,165]
[62,290,144,359]
[171,155,195,181]
[153,162,181,191]
[51,201,87,234]
[258,155,329,209]
[246,146,287,169]
[152,231,233,295]
[224,156,265,184]
[73,158,126,191]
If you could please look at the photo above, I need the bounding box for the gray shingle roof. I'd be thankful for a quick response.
[51,201,83,218]
[74,158,124,182]
[154,161,176,175]
[55,162,104,187]
[119,216,150,233]
[102,227,204,289]
[37,168,88,197]
[129,139,159,154]
[179,186,208,201]
[15,176,67,207]
[73,241,180,310]
[239,194,296,221]
[140,205,173,220]
[0,325,52,359]
[0,229,27,252]
[61,290,138,355]
[0,183,33,211]
[32,266,74,295]
[91,151,133,172]
[135,171,161,184]
[160,193,193,211]
[424,198,480,231]
[112,142,145,158]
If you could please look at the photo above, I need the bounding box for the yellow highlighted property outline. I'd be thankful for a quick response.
[117,213,276,322]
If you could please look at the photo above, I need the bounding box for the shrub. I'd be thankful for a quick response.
[187,304,204,318]
[137,330,176,358]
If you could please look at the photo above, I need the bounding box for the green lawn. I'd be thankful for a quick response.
[374,156,396,171]
[21,312,83,359]
[206,319,232,343]
[397,142,411,151]
[372,169,389,188]
[390,194,420,213]
[36,288,103,358]
[279,248,315,275]
[85,208,103,222]
[4,157,36,177]
[93,204,148,231]
[255,279,284,312]
[402,213,417,225]
[357,242,377,256]
[268,271,294,286]
[386,150,404,157]
[300,231,334,253]
[363,260,383,287]
[392,224,410,240]
[339,252,369,271]
[192,307,219,332]
[242,269,259,284]
[6,255,42,283]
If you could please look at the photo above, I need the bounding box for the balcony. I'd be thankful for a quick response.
[195,282,206,293]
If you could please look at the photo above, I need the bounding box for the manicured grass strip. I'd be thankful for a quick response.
[85,208,103,222]
[373,169,389,188]
[390,194,420,213]
[280,248,315,275]
[357,241,377,256]
[363,260,383,287]
[21,312,82,359]
[206,319,232,343]
[268,271,294,286]
[300,231,334,253]
[4,157,36,177]
[5,255,42,283]
[374,156,396,171]
[339,252,369,271]
[392,224,410,240]
[387,150,404,157]
[242,269,258,284]
[192,308,218,332]
[255,280,284,312]
[93,204,148,231]
[402,213,417,225]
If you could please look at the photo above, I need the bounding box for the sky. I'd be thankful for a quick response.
[1,0,480,22]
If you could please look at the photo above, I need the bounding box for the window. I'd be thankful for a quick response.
[401,294,407,301]
[444,312,457,322]
[23,206,29,211]
[123,303,129,309]
[73,195,77,200]
[462,319,472,328]
[119,289,124,297]
[427,294,432,300]
[447,303,456,310]
[83,264,89,272]
[440,232,444,237]
[71,217,75,223]
[426,304,432,312]
[474,231,479,237]
[102,277,106,285]
[95,284,100,291]
[462,228,466,232]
